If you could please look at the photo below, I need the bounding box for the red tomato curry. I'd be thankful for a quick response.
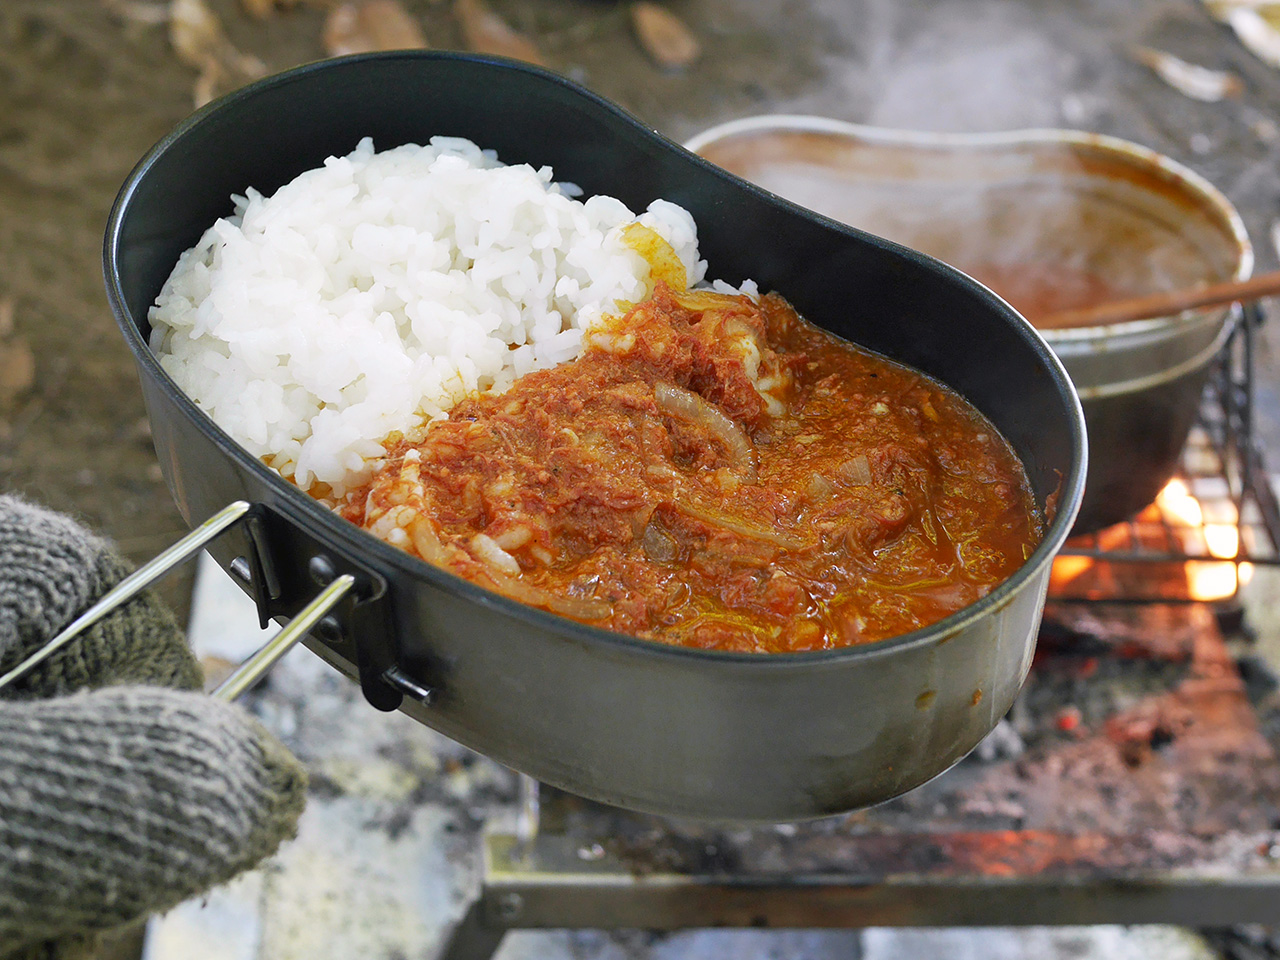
[339,286,1042,652]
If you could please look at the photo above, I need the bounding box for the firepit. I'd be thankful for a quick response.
[441,604,1280,960]
[440,300,1280,957]
[1052,304,1280,603]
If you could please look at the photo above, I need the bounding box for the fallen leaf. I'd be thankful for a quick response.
[324,0,428,56]
[169,0,268,106]
[1129,45,1243,101]
[1204,1,1280,67]
[193,59,225,107]
[130,416,154,443]
[0,337,35,407]
[0,298,13,338]
[1228,6,1280,67]
[169,0,224,69]
[454,0,546,66]
[630,2,700,70]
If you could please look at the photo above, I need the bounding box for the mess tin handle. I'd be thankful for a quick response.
[0,501,401,710]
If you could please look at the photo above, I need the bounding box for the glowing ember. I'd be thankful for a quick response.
[1203,522,1240,559]
[1154,478,1246,601]
[1186,560,1238,602]
[1156,479,1203,527]
[1050,476,1254,603]
[1239,560,1255,587]
[1050,554,1093,588]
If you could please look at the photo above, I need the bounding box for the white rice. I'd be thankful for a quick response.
[149,136,712,494]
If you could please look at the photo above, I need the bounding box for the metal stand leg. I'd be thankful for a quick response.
[515,773,541,856]
[437,775,540,960]
[435,900,508,960]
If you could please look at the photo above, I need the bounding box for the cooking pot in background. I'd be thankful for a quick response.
[105,52,1085,820]
[685,117,1253,535]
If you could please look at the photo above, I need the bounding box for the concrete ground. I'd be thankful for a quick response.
[5,0,1280,956]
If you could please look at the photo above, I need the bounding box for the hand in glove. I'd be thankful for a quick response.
[0,495,307,958]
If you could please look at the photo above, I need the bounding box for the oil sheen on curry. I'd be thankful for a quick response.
[340,286,1042,653]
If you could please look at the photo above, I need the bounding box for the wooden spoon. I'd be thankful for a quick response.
[1039,269,1280,330]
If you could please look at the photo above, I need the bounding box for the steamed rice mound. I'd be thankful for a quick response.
[149,137,708,495]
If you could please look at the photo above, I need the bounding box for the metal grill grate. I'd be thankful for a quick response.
[1050,302,1280,602]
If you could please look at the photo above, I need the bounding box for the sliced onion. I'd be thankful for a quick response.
[641,519,679,562]
[408,517,448,564]
[805,474,835,503]
[839,454,872,485]
[654,381,758,480]
[671,499,812,551]
[481,567,613,621]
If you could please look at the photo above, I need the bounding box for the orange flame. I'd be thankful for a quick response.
[1050,479,1249,602]
[1155,479,1244,601]
[1156,479,1202,527]
[1186,560,1238,602]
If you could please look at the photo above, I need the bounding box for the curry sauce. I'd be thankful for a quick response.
[340,287,1042,652]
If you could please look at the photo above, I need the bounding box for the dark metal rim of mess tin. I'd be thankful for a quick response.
[104,51,1087,820]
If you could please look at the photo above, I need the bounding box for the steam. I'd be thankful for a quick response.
[864,16,1068,132]
[788,1,1077,134]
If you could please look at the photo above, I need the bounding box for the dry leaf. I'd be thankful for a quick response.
[192,52,269,107]
[1204,0,1280,67]
[0,299,13,339]
[193,60,224,107]
[169,0,268,106]
[631,2,700,70]
[169,0,224,69]
[1226,6,1280,67]
[0,339,35,407]
[1129,46,1244,101]
[324,0,428,56]
[454,0,546,66]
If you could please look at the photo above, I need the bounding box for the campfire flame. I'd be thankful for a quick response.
[1156,479,1243,602]
[1050,478,1250,602]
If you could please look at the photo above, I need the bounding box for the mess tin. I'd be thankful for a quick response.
[105,52,1086,820]
[686,116,1251,535]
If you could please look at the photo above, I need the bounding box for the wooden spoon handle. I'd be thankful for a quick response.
[1040,269,1280,330]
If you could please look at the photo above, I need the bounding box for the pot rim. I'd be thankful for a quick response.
[105,51,1087,671]
[682,113,1255,342]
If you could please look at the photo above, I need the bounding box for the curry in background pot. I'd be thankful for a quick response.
[339,286,1042,653]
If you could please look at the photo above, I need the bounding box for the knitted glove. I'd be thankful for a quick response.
[0,496,308,958]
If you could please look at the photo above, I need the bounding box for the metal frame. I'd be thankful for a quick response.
[437,787,1280,960]
[1056,303,1280,573]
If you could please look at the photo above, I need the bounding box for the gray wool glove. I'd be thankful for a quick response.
[0,495,308,959]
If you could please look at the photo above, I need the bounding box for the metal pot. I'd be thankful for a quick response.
[684,117,1252,535]
[105,52,1086,820]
